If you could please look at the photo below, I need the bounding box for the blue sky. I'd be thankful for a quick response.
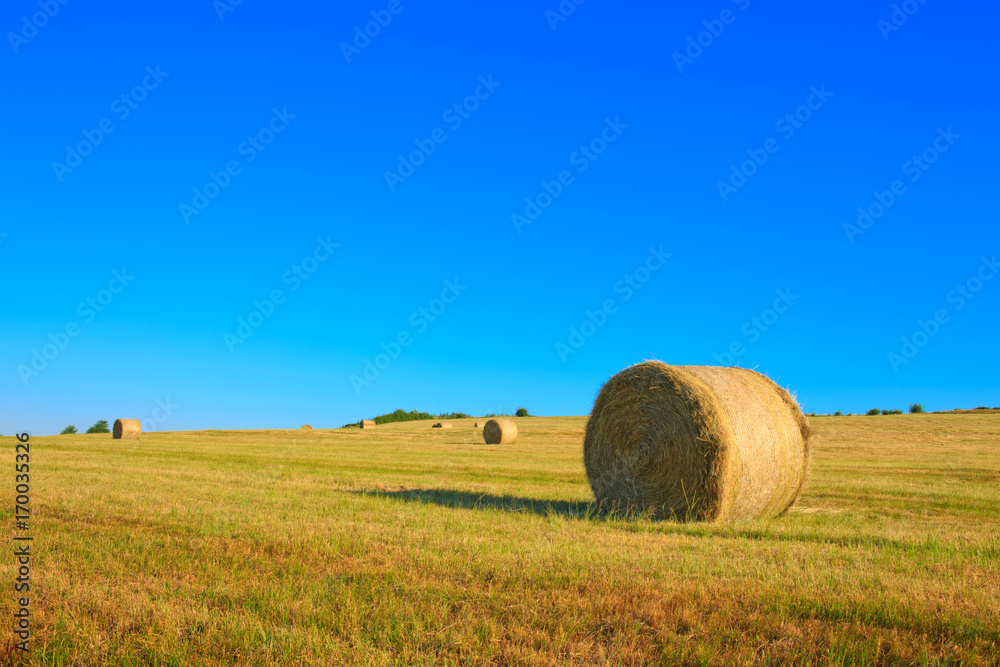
[2,0,998,434]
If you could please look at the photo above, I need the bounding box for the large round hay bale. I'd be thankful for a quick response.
[483,418,517,444]
[113,419,141,440]
[360,420,375,429]
[432,422,452,429]
[584,362,810,522]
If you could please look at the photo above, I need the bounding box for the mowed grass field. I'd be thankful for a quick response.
[2,414,998,666]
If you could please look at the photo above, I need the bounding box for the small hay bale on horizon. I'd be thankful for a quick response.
[584,361,810,522]
[113,419,141,440]
[360,420,376,429]
[483,418,517,444]
[301,424,313,430]
[432,422,452,429]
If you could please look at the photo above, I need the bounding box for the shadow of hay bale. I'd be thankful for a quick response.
[347,488,921,549]
[348,488,692,522]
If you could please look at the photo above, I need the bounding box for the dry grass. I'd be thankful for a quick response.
[1,414,998,665]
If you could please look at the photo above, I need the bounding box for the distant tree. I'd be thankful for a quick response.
[866,409,881,416]
[833,411,843,416]
[360,409,473,426]
[890,409,903,415]
[60,425,78,435]
[908,403,924,414]
[435,412,471,420]
[515,407,529,417]
[371,409,434,425]
[85,420,110,434]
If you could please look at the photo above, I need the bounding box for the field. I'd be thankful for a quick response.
[2,414,999,666]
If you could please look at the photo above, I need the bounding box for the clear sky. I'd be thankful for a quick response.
[3,0,998,435]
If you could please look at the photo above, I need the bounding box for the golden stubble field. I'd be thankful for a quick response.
[1,414,998,666]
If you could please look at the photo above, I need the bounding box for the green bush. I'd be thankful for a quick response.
[60,425,78,435]
[515,408,529,417]
[866,409,881,416]
[85,420,110,434]
[908,403,924,414]
[833,411,843,416]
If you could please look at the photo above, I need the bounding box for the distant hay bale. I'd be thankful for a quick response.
[432,422,452,429]
[584,362,810,522]
[474,422,480,427]
[360,420,375,429]
[113,419,141,440]
[483,418,517,444]
[301,425,313,430]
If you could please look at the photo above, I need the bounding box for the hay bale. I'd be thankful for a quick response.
[432,422,452,429]
[301,424,313,430]
[483,418,517,444]
[113,419,141,440]
[360,420,375,429]
[584,362,810,522]
[474,422,480,427]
